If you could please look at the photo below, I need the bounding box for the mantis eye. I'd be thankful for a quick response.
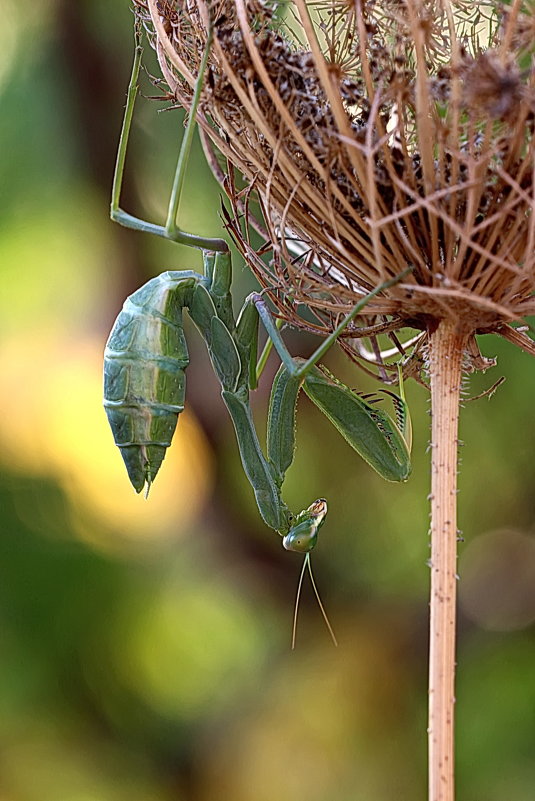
[282,499,328,553]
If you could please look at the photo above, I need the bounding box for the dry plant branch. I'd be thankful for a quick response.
[428,320,467,801]
[131,1,535,798]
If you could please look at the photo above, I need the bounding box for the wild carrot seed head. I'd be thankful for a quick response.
[137,0,535,374]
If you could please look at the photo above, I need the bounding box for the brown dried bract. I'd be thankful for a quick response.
[460,49,527,120]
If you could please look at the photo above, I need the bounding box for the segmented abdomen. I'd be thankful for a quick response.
[103,272,193,493]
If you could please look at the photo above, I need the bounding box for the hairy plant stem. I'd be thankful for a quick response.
[428,319,466,801]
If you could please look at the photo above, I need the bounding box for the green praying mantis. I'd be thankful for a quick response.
[103,20,412,645]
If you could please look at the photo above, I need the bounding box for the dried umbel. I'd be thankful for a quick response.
[135,0,534,376]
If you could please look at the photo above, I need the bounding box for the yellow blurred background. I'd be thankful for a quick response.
[1,2,535,799]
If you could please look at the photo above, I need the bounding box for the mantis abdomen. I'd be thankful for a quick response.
[103,271,198,492]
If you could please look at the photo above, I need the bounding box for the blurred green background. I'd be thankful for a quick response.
[2,2,535,799]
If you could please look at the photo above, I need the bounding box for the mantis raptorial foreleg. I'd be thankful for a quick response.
[104,14,413,644]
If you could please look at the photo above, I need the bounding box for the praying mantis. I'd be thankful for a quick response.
[103,19,412,644]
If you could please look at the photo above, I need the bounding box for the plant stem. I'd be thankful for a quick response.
[427,319,466,801]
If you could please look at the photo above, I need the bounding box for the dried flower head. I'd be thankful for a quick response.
[135,0,535,377]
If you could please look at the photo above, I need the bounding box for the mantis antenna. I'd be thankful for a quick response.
[292,553,338,649]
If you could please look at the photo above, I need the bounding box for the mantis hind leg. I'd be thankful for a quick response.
[110,15,227,252]
[250,267,412,381]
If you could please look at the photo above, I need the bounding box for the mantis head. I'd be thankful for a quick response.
[282,499,337,648]
[282,499,328,553]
